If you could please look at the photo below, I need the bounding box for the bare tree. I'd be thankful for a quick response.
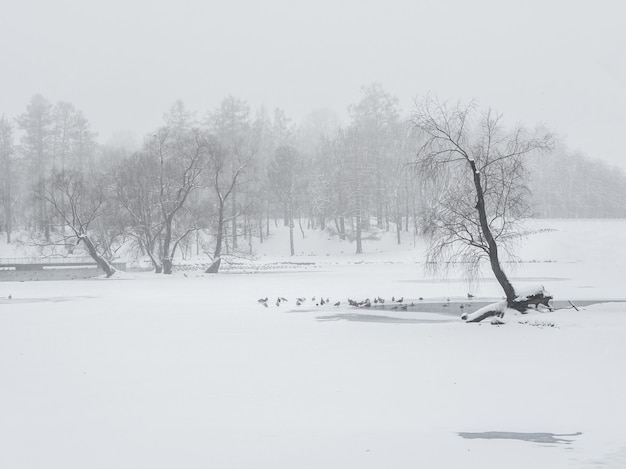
[151,123,208,274]
[0,116,14,243]
[348,83,403,229]
[40,171,116,277]
[204,140,252,272]
[412,98,553,307]
[268,145,302,256]
[115,151,164,272]
[17,94,53,238]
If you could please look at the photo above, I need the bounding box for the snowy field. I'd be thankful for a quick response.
[1,219,626,468]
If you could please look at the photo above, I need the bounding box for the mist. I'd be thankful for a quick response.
[2,0,625,168]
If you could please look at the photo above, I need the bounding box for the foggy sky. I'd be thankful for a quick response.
[2,0,625,168]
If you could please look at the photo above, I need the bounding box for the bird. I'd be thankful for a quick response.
[467,293,474,299]
[374,297,379,304]
[296,297,306,303]
[280,297,288,302]
[418,297,423,301]
[276,298,281,307]
[296,300,302,306]
[258,297,268,304]
[311,296,316,302]
[321,298,326,305]
[333,301,340,307]
[396,297,404,303]
[378,297,385,304]
[262,302,268,308]
[399,304,408,311]
[8,294,12,300]
[392,296,395,302]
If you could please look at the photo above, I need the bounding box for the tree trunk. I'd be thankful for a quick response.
[298,215,305,239]
[80,235,116,278]
[469,160,516,304]
[231,189,237,249]
[163,258,173,275]
[289,202,295,256]
[205,256,221,273]
[162,215,174,275]
[355,185,363,254]
[143,237,162,273]
[339,216,346,240]
[266,200,270,236]
[376,172,383,228]
[214,199,225,259]
[4,162,11,244]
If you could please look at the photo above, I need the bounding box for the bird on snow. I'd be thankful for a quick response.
[320,298,326,305]
[280,297,288,302]
[296,300,302,306]
[333,301,340,307]
[399,304,408,311]
[296,297,306,303]
[396,297,404,303]
[8,294,12,300]
[392,296,395,302]
[276,298,281,307]
[258,297,268,304]
[378,297,385,304]
[418,297,423,301]
[467,293,474,299]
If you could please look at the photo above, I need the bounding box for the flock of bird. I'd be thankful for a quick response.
[258,295,426,309]
[257,296,339,308]
[258,293,477,309]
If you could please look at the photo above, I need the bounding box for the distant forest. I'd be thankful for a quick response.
[1,85,625,264]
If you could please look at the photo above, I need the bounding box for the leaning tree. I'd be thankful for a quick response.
[40,170,117,277]
[412,98,553,316]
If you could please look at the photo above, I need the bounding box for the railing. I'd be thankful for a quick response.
[0,257,127,271]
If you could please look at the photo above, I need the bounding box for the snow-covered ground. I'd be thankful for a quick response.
[1,219,625,468]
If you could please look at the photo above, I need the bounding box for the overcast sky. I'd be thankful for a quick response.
[2,0,625,168]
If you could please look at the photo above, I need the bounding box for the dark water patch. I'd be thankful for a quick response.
[398,277,570,284]
[368,300,626,315]
[0,267,106,282]
[0,296,96,305]
[317,313,455,324]
[458,431,582,445]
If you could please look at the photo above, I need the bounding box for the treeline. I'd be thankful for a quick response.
[0,85,625,271]
[529,146,626,218]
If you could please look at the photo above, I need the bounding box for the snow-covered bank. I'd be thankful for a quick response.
[1,219,625,468]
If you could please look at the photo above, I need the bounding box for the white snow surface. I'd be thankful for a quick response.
[1,219,626,468]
